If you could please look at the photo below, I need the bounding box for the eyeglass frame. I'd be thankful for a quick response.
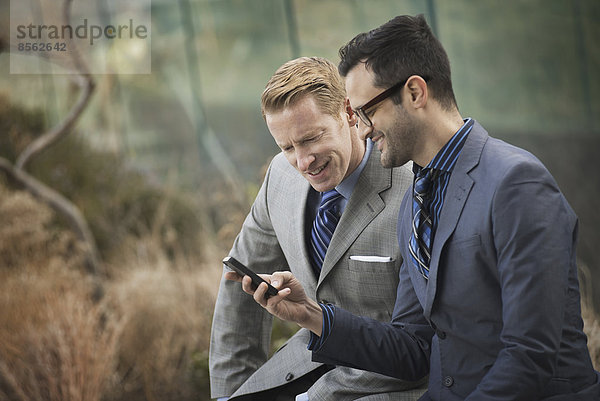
[352,75,428,127]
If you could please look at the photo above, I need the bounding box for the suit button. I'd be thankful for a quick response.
[443,376,454,387]
[437,330,446,339]
[285,373,294,382]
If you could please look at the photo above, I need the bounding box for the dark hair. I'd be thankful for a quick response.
[338,14,457,110]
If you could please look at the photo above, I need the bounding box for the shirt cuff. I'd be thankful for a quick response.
[307,303,335,351]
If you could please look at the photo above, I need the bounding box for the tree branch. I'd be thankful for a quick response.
[16,0,94,170]
[15,77,94,170]
[1,0,101,275]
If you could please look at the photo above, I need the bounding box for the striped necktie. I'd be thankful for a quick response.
[309,189,343,274]
[409,168,434,279]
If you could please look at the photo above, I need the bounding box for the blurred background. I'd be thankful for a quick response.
[0,0,598,400]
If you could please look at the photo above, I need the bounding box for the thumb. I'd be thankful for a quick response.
[271,271,293,288]
[266,287,292,308]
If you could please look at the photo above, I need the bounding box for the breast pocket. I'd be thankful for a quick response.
[447,234,481,248]
[343,259,400,319]
[347,258,398,273]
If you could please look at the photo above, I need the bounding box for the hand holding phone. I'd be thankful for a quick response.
[222,256,279,298]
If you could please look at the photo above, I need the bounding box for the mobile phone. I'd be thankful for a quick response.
[222,256,279,298]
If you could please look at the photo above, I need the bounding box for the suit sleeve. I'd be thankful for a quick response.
[209,160,289,398]
[465,160,577,400]
[311,254,433,382]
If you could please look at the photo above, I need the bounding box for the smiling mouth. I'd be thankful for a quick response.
[308,161,329,176]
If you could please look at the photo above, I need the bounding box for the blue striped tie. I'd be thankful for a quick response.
[409,169,434,279]
[309,189,343,273]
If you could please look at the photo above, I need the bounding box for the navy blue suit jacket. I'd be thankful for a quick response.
[312,121,600,400]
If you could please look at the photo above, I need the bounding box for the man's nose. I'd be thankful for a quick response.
[296,149,315,172]
[357,122,374,141]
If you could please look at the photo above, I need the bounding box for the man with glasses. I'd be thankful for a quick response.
[210,57,425,400]
[234,15,600,400]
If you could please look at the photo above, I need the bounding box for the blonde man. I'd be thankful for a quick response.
[210,57,424,400]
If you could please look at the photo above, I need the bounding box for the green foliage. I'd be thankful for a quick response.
[0,94,205,262]
[0,96,46,161]
[31,137,201,259]
[190,350,212,399]
[270,318,300,357]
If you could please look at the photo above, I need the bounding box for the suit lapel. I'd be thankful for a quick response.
[423,123,488,317]
[318,148,391,285]
[288,176,318,297]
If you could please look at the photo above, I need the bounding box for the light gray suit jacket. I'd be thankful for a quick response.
[209,146,426,400]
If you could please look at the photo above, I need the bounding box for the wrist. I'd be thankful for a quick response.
[299,298,324,336]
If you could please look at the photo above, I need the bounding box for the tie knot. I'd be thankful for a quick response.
[414,168,434,196]
[319,189,343,211]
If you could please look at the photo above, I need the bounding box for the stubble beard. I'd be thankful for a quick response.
[379,109,419,168]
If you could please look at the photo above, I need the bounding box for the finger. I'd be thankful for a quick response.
[224,271,243,282]
[270,271,294,288]
[253,282,269,307]
[263,287,292,312]
[241,275,256,295]
[256,273,273,284]
[268,287,291,303]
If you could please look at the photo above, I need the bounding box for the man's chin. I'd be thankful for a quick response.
[309,179,336,193]
[380,152,406,169]
[379,152,391,168]
[310,183,330,192]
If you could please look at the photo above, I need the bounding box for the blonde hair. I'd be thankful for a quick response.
[261,57,346,120]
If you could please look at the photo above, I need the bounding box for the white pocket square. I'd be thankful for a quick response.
[349,255,392,262]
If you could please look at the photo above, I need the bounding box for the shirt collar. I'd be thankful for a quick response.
[336,138,373,200]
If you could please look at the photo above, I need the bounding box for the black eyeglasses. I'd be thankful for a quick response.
[353,76,428,127]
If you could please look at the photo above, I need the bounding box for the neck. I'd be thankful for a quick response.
[415,109,464,167]
[345,127,367,177]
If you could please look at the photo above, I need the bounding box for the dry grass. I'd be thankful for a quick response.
[0,183,221,401]
[0,267,121,401]
[102,243,220,401]
[580,264,600,370]
[0,183,85,271]
[583,301,600,370]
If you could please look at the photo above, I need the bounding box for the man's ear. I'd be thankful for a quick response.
[405,75,428,109]
[344,98,358,126]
